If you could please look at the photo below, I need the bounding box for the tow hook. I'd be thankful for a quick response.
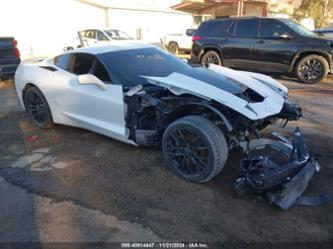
[236,127,331,209]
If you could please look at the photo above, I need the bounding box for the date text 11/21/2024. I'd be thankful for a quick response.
[120,242,208,248]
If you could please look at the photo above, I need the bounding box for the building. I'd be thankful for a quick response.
[171,0,268,25]
[78,0,193,42]
[0,0,192,58]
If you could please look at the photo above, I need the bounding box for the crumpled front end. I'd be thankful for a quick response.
[140,64,327,209]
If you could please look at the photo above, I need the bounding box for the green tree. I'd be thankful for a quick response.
[294,0,333,28]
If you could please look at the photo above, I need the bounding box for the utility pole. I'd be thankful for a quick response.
[324,0,329,18]
[237,0,244,17]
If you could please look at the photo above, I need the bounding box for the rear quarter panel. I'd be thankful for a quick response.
[14,61,55,111]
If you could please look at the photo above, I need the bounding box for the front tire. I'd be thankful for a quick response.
[295,55,329,84]
[24,86,54,128]
[200,50,222,67]
[162,115,228,183]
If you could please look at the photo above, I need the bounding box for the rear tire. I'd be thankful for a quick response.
[24,86,54,128]
[295,55,329,84]
[200,50,222,67]
[162,115,228,183]
[168,42,179,55]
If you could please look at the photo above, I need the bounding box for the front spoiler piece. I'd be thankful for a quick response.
[237,128,329,209]
[268,158,317,209]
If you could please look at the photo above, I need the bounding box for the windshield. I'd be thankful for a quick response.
[103,47,191,86]
[102,47,244,93]
[280,19,317,37]
[105,30,134,40]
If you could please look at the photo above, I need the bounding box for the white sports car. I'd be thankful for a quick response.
[15,42,320,209]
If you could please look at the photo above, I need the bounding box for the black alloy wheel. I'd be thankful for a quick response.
[296,55,329,84]
[24,86,54,128]
[165,128,210,178]
[162,116,228,183]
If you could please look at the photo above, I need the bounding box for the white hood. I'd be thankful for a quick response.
[141,64,288,121]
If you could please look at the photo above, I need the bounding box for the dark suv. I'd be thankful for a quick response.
[191,17,333,84]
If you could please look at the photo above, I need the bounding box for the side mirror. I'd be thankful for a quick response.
[78,74,107,91]
[278,32,293,40]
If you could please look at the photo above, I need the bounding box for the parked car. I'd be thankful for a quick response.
[161,28,197,54]
[191,17,333,84]
[314,29,333,38]
[0,37,20,81]
[79,29,134,47]
[14,42,320,209]
[64,29,135,51]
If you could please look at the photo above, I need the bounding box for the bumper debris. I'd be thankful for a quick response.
[236,127,330,209]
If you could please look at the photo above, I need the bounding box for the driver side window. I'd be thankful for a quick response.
[71,53,111,82]
[72,54,94,75]
[260,20,290,39]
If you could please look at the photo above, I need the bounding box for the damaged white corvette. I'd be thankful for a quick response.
[15,43,324,209]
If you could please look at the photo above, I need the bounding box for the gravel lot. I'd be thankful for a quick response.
[0,73,332,244]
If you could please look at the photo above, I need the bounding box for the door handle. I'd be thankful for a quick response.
[256,39,264,44]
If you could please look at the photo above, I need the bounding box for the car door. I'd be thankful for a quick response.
[222,19,259,69]
[50,52,127,142]
[252,19,297,72]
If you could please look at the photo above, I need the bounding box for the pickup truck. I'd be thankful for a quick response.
[0,37,21,80]
[161,28,197,54]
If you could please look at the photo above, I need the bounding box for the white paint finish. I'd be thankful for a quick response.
[78,74,108,91]
[15,45,289,147]
[15,58,129,143]
[51,73,127,141]
[208,64,285,104]
[142,67,285,120]
[238,71,288,98]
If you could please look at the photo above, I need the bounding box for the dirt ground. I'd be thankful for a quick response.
[0,74,333,244]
